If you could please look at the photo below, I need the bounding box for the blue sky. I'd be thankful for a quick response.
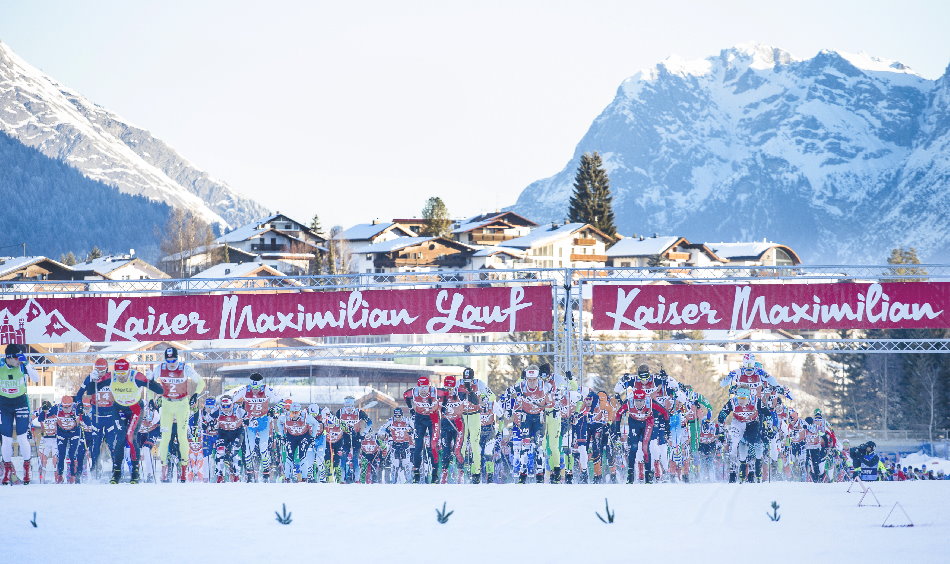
[2,0,948,228]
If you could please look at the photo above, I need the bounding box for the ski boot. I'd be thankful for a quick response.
[565,471,573,484]
[627,468,636,484]
[55,473,64,484]
[2,462,13,485]
[551,467,561,484]
[412,468,421,483]
[754,460,763,483]
[536,471,544,484]
[729,470,737,483]
[110,468,121,484]
[178,464,187,483]
[22,460,31,485]
[231,473,240,482]
[518,472,527,484]
[130,462,140,484]
[471,473,480,484]
[645,469,654,484]
[430,467,439,484]
[486,472,494,484]
[738,462,748,483]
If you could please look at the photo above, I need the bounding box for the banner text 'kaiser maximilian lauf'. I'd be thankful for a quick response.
[592,282,950,332]
[0,285,553,344]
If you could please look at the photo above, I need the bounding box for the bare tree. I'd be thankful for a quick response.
[915,356,940,447]
[327,226,352,274]
[159,208,217,277]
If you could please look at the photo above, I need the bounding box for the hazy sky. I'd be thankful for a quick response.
[2,1,948,229]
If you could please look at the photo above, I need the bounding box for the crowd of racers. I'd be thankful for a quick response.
[3,343,927,485]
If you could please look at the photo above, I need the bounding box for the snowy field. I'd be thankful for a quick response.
[3,481,948,562]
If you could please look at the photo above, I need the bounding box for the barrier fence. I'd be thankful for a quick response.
[0,265,948,373]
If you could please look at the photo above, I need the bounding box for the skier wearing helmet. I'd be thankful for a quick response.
[403,375,441,483]
[40,396,83,483]
[232,373,283,481]
[0,344,40,484]
[73,357,119,479]
[336,395,372,484]
[148,347,206,483]
[213,394,247,482]
[456,367,494,484]
[615,387,654,484]
[85,358,163,483]
[718,385,769,483]
[513,364,553,483]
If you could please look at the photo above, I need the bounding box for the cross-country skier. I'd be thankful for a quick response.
[39,396,83,483]
[436,376,466,483]
[1,344,40,484]
[718,386,770,483]
[403,376,441,483]
[137,400,162,482]
[213,395,246,482]
[615,387,654,484]
[277,402,319,482]
[323,413,350,483]
[73,358,119,478]
[513,365,553,483]
[86,358,164,483]
[149,347,205,483]
[456,367,493,484]
[336,395,372,483]
[32,400,58,482]
[377,406,415,483]
[232,372,281,481]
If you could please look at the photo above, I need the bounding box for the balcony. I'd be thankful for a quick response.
[251,243,287,252]
[570,254,607,262]
[470,233,513,243]
[667,252,690,261]
[573,237,596,246]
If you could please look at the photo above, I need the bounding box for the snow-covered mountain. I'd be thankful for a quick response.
[513,44,950,264]
[0,40,265,228]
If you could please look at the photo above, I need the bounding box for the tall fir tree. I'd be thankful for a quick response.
[567,152,617,238]
[421,197,451,237]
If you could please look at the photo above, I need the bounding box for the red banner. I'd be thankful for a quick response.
[592,282,950,331]
[0,285,552,343]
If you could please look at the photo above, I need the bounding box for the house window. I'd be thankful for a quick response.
[366,254,372,261]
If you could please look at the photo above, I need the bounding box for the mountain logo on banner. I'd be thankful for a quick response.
[0,299,89,344]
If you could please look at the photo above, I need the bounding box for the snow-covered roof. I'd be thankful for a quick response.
[452,211,537,234]
[0,256,59,277]
[215,224,270,244]
[499,223,588,250]
[706,242,779,259]
[336,222,411,241]
[452,213,521,234]
[607,236,680,257]
[72,255,153,276]
[190,262,286,279]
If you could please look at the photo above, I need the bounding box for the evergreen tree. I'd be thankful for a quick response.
[309,214,325,237]
[421,197,451,237]
[86,246,103,261]
[567,152,617,238]
[58,252,77,266]
[309,214,327,274]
